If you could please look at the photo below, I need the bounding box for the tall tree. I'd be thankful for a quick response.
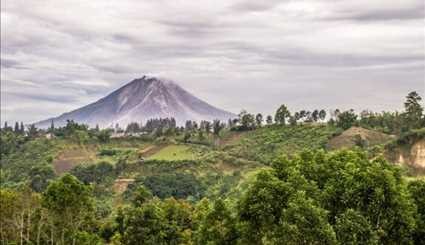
[122,202,167,244]
[27,124,39,139]
[404,91,424,129]
[204,121,212,133]
[49,120,55,133]
[42,174,94,245]
[319,109,327,122]
[3,121,10,131]
[20,122,25,134]
[213,120,224,136]
[197,199,238,244]
[336,110,358,130]
[299,110,307,121]
[312,110,319,122]
[255,113,263,127]
[239,111,256,130]
[266,115,273,125]
[275,104,291,125]
[14,122,20,133]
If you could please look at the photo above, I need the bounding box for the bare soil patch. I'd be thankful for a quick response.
[327,127,395,150]
[113,178,135,193]
[53,146,96,174]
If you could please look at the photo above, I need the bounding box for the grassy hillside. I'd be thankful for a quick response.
[222,124,339,163]
[2,124,421,191]
[147,145,197,160]
[2,122,425,244]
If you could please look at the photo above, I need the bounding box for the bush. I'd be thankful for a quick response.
[98,148,119,156]
[127,173,206,200]
[71,161,115,184]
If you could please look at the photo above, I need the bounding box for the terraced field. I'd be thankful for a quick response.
[147,145,197,160]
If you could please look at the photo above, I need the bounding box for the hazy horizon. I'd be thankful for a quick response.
[1,0,424,124]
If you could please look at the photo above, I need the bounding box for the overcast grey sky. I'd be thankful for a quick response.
[1,0,424,124]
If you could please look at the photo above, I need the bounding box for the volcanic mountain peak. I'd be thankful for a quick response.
[35,76,236,128]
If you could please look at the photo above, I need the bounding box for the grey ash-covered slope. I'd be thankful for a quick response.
[35,76,236,128]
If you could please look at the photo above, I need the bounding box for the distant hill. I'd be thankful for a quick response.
[35,76,236,128]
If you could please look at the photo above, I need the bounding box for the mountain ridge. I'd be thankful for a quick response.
[35,76,236,128]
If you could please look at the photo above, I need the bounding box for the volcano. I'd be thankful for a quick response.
[35,76,236,128]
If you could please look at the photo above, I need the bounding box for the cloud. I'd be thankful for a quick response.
[5,91,80,103]
[231,0,284,12]
[322,0,425,21]
[1,0,424,124]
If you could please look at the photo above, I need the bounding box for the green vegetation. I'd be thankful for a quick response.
[224,124,338,163]
[2,151,423,244]
[1,91,424,244]
[126,173,206,200]
[147,145,196,161]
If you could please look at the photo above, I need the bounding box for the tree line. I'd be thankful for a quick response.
[2,91,423,142]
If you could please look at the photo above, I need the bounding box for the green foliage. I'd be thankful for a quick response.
[98,148,120,156]
[404,91,424,129]
[0,187,42,244]
[275,104,291,125]
[349,91,424,134]
[255,113,263,127]
[196,199,238,245]
[390,128,425,147]
[336,109,358,130]
[128,173,206,200]
[147,145,196,161]
[225,124,338,163]
[71,161,115,184]
[266,115,273,124]
[1,137,58,187]
[74,231,103,245]
[96,129,112,143]
[54,120,89,138]
[237,150,417,244]
[0,130,27,158]
[277,192,337,244]
[358,110,404,135]
[234,110,256,131]
[29,164,55,192]
[71,130,90,145]
[212,120,225,136]
[335,209,378,245]
[408,180,425,244]
[27,124,39,139]
[1,91,424,244]
[42,174,95,244]
[121,198,193,245]
[121,202,167,244]
[131,185,153,206]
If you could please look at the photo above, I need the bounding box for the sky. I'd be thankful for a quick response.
[1,0,424,124]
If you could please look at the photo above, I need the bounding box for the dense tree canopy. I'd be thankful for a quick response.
[237,150,417,244]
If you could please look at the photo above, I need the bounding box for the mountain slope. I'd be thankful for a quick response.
[35,76,236,128]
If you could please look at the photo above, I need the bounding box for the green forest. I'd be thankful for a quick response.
[1,91,425,245]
